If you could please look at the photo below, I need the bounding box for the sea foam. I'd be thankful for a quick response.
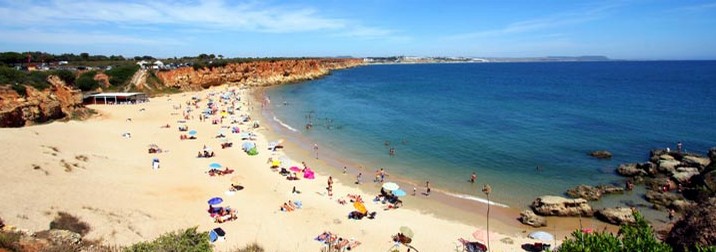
[273,116,298,132]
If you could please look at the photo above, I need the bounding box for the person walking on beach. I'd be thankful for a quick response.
[425,181,431,196]
[379,168,387,182]
[328,176,333,188]
[470,172,477,183]
[343,166,347,174]
[356,173,362,184]
[313,144,319,159]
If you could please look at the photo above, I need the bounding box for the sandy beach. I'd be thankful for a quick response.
[0,84,615,251]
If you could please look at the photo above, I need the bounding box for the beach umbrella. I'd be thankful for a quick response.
[528,231,554,242]
[392,189,407,197]
[289,166,302,172]
[399,226,414,239]
[271,159,281,167]
[353,202,367,215]
[188,130,197,136]
[240,132,250,139]
[219,137,230,143]
[241,141,254,150]
[209,162,222,169]
[382,182,400,191]
[207,197,223,205]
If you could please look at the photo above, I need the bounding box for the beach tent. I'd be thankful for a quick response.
[392,189,407,197]
[209,162,222,169]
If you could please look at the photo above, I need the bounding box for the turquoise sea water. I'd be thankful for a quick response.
[262,61,716,208]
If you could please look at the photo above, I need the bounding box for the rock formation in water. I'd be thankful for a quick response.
[156,58,363,90]
[0,76,88,127]
[531,195,594,217]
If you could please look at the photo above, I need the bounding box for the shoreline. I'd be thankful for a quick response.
[0,83,617,252]
[249,86,619,238]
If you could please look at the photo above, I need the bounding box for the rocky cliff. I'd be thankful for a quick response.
[156,58,362,90]
[0,76,86,127]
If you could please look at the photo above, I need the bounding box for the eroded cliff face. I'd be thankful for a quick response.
[0,76,86,127]
[156,58,362,90]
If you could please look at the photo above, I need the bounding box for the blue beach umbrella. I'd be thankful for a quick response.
[528,231,555,242]
[188,130,197,136]
[392,189,407,197]
[208,197,223,205]
[209,162,222,169]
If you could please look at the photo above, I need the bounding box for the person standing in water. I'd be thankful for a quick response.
[425,181,431,196]
[470,172,477,183]
[313,144,319,159]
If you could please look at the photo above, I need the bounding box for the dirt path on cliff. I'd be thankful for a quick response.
[125,69,149,92]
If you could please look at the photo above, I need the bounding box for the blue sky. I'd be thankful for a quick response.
[1,0,715,59]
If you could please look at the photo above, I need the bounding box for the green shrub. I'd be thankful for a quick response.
[75,71,100,91]
[557,211,671,252]
[105,64,139,87]
[0,230,23,252]
[53,69,76,85]
[123,227,211,252]
[49,212,91,236]
[229,242,264,252]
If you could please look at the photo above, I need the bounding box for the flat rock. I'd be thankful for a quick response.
[531,195,593,217]
[672,168,700,184]
[682,155,710,168]
[47,229,81,245]
[658,160,680,173]
[645,190,683,206]
[596,184,625,195]
[596,207,636,225]
[566,185,602,201]
[617,163,647,177]
[520,210,547,227]
[589,150,612,159]
[659,154,676,161]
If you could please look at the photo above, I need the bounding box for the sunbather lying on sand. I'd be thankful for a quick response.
[281,202,294,212]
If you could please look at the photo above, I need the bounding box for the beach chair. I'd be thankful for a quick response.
[209,227,226,243]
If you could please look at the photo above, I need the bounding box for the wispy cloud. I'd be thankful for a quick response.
[444,3,620,41]
[0,28,184,46]
[670,1,716,13]
[0,0,397,42]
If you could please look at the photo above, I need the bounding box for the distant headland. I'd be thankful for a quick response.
[363,55,612,64]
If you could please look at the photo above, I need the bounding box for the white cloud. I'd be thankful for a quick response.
[0,29,184,46]
[0,0,369,33]
[444,3,619,41]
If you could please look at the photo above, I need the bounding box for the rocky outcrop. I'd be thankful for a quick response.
[617,163,648,177]
[645,190,683,208]
[595,207,636,225]
[566,184,625,201]
[531,195,593,217]
[666,198,716,252]
[566,185,602,201]
[519,210,547,227]
[596,184,625,195]
[1,75,87,127]
[156,58,363,90]
[589,150,612,159]
[672,167,700,184]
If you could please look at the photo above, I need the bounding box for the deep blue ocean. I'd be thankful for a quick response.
[263,61,716,207]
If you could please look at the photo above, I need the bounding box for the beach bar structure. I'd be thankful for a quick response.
[83,92,149,105]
